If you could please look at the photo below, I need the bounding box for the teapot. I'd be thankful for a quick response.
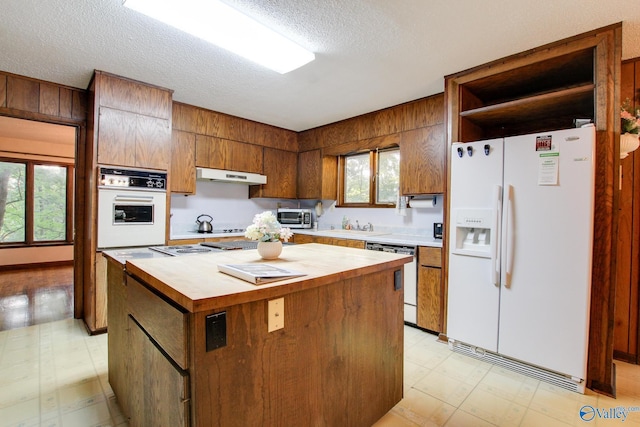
[196,214,213,233]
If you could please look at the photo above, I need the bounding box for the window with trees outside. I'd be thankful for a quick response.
[339,147,399,207]
[0,159,74,245]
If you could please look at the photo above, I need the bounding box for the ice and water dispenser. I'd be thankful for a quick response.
[451,208,494,258]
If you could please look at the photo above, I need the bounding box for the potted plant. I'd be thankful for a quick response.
[245,211,293,259]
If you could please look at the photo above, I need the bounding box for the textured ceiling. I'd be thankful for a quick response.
[1,0,640,132]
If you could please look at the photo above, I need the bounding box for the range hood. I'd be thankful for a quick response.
[196,167,267,185]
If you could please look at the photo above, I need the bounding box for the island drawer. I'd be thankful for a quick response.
[127,275,189,370]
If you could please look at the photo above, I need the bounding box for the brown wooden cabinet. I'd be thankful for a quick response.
[297,149,338,199]
[93,253,108,331]
[298,95,445,198]
[107,259,129,415]
[109,270,190,427]
[170,130,196,194]
[417,246,443,332]
[399,125,445,195]
[249,147,297,199]
[93,71,172,171]
[97,107,171,170]
[195,134,263,174]
[83,71,173,334]
[293,234,365,249]
[128,317,189,427]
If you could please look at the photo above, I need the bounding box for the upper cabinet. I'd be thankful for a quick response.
[170,129,196,194]
[400,125,445,195]
[195,135,263,174]
[297,149,338,200]
[299,94,445,197]
[92,71,172,171]
[172,102,298,197]
[249,147,297,199]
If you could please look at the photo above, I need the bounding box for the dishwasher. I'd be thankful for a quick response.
[365,241,417,325]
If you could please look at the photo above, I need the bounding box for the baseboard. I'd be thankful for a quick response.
[613,349,639,365]
[0,260,74,271]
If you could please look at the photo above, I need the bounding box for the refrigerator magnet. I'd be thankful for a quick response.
[535,135,552,151]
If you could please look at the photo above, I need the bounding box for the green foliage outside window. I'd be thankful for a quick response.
[344,153,370,203]
[34,165,67,241]
[0,162,26,242]
[0,161,70,244]
[342,148,399,206]
[377,149,399,204]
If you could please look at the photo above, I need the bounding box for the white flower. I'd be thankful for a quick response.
[244,211,293,242]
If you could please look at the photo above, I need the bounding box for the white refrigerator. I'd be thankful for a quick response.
[447,126,595,391]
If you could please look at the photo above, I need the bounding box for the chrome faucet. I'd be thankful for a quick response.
[362,222,374,231]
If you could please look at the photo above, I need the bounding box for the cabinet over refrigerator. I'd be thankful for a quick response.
[447,126,595,393]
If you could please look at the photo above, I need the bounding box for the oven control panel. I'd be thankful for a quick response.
[99,166,167,191]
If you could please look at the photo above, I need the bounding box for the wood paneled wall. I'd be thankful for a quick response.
[615,59,640,364]
[0,72,86,121]
[173,102,297,152]
[298,94,444,154]
[0,70,87,319]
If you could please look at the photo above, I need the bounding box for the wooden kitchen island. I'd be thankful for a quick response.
[106,243,411,427]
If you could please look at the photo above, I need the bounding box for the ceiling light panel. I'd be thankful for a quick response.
[124,0,315,74]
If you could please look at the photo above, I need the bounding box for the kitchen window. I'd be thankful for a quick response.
[339,147,399,207]
[0,159,74,245]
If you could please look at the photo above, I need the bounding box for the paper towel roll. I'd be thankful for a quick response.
[408,197,435,208]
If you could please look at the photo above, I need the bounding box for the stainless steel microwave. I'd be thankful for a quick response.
[277,209,312,229]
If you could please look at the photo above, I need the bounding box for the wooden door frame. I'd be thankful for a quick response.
[0,91,87,320]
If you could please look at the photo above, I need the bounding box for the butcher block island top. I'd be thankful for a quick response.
[108,243,411,427]
[125,243,412,313]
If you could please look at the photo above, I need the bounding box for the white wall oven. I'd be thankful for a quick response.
[97,166,167,249]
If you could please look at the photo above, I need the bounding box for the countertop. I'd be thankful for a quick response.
[292,229,443,248]
[170,229,443,248]
[124,243,412,313]
[170,231,245,240]
[102,247,171,265]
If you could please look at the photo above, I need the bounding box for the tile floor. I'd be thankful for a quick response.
[1,320,639,427]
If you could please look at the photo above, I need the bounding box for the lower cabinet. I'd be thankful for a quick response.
[293,234,365,249]
[417,246,443,332]
[128,316,190,427]
[107,260,190,427]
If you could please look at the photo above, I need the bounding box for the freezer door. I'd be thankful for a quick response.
[447,139,503,352]
[499,127,594,379]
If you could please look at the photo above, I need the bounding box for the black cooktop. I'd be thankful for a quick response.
[200,240,258,250]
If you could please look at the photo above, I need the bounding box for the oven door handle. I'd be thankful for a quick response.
[112,195,155,203]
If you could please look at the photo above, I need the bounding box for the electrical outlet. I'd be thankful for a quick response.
[268,298,284,332]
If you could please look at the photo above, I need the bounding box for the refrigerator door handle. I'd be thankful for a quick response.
[492,184,502,286]
[502,184,515,288]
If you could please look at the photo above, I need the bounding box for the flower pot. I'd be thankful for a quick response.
[257,241,283,259]
[620,133,640,159]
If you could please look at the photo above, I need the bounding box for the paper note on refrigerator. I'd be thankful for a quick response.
[538,152,559,185]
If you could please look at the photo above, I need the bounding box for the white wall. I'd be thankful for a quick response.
[171,181,443,238]
[300,198,443,237]
[170,181,288,234]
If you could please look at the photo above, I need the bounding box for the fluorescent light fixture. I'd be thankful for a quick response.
[124,0,315,74]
